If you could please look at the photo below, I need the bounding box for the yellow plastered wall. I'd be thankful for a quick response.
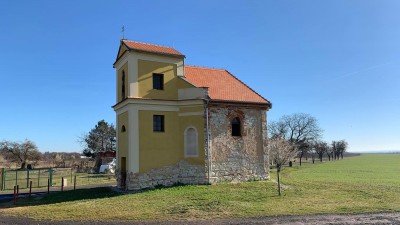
[179,105,205,113]
[178,109,205,165]
[117,62,128,102]
[117,112,129,170]
[138,108,205,173]
[139,111,179,172]
[138,60,178,100]
[177,77,195,89]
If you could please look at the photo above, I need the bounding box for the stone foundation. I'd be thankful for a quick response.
[122,160,207,190]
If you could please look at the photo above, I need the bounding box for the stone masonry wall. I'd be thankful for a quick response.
[208,105,269,183]
[123,160,207,190]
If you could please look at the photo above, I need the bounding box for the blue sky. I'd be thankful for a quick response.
[1,1,399,153]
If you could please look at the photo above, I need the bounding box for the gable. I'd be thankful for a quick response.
[117,44,129,59]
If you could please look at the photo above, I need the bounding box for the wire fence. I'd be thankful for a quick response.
[0,168,115,191]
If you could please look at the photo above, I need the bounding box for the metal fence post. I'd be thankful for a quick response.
[29,181,32,197]
[26,169,30,188]
[16,185,19,201]
[15,170,18,186]
[49,167,53,186]
[1,168,5,191]
[38,169,40,188]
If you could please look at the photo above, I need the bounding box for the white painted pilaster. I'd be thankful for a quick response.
[128,106,140,173]
[128,55,138,97]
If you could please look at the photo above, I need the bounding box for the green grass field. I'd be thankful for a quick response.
[1,154,399,221]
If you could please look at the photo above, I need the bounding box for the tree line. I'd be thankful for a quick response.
[268,113,348,195]
[0,140,82,169]
[269,113,348,165]
[0,120,116,170]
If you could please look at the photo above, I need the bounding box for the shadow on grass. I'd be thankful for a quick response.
[1,183,198,208]
[1,187,123,208]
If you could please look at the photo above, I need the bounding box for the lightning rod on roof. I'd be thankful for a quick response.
[121,25,125,39]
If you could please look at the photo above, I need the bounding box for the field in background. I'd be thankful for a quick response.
[1,154,399,221]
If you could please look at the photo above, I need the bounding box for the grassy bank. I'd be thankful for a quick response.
[1,154,399,221]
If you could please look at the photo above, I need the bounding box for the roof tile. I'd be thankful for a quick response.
[184,66,270,104]
[122,40,184,57]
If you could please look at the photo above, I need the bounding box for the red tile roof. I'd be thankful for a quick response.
[184,66,270,105]
[122,40,184,57]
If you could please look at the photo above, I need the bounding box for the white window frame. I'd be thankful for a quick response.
[184,126,198,158]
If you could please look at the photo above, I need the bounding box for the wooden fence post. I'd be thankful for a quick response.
[13,186,16,205]
[74,175,76,190]
[1,168,5,191]
[29,181,32,197]
[61,177,64,192]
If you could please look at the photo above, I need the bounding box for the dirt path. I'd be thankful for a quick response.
[1,212,400,225]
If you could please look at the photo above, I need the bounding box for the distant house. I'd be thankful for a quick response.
[113,40,272,190]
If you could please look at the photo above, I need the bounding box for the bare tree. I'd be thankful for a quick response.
[332,140,348,159]
[310,146,316,164]
[314,141,329,162]
[0,140,42,169]
[268,113,323,166]
[331,141,341,160]
[268,138,297,196]
[42,152,58,167]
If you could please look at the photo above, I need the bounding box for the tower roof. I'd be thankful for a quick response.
[121,39,185,58]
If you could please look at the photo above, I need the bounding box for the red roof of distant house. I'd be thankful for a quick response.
[122,40,184,57]
[184,66,270,105]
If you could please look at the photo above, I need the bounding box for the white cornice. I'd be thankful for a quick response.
[114,98,205,114]
[114,52,129,69]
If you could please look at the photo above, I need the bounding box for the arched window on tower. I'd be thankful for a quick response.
[184,127,198,157]
[231,117,241,137]
[121,70,126,99]
[121,125,126,133]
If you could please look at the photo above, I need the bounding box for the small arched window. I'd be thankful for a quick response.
[231,117,241,137]
[121,70,126,99]
[121,125,126,133]
[184,127,198,157]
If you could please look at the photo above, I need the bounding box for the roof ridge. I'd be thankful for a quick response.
[224,69,271,104]
[123,39,176,50]
[185,65,226,71]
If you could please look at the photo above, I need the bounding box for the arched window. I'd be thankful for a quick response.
[184,127,198,157]
[231,117,241,137]
[121,70,126,99]
[121,125,126,133]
